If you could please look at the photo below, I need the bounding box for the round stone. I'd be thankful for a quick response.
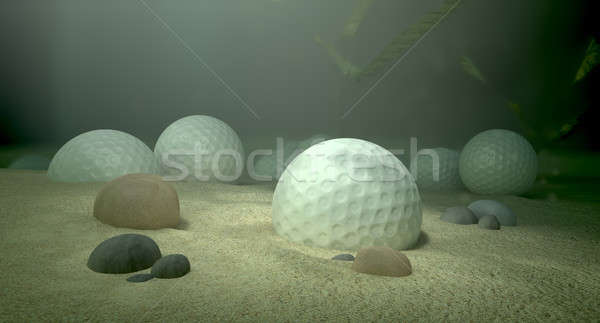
[351,246,412,277]
[154,115,244,182]
[87,234,161,274]
[93,173,180,230]
[272,138,422,250]
[468,199,517,226]
[151,254,191,279]
[412,147,463,190]
[440,206,478,225]
[48,129,158,182]
[459,129,538,195]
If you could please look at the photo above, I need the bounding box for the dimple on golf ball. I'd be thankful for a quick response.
[412,147,463,190]
[271,138,422,251]
[154,115,244,182]
[459,129,538,195]
[252,138,300,181]
[47,129,158,182]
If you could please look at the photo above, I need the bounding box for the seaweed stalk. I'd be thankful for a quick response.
[358,0,462,78]
[574,38,599,83]
[314,0,461,81]
[460,56,487,84]
[314,35,362,78]
[343,0,377,37]
[461,45,596,147]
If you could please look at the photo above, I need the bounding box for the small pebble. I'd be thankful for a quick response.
[332,253,355,261]
[126,254,191,283]
[478,214,500,230]
[151,254,191,279]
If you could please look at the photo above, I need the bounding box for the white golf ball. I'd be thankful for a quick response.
[48,130,158,182]
[272,138,422,251]
[154,115,244,182]
[9,154,51,170]
[459,129,538,195]
[252,139,299,180]
[412,147,463,190]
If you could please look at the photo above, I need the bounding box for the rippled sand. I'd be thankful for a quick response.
[1,169,598,322]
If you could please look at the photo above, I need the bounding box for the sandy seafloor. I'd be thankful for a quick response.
[0,169,599,322]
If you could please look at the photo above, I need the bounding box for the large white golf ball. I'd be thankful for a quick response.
[459,129,538,195]
[412,147,463,190]
[48,130,158,182]
[272,138,422,251]
[252,139,300,181]
[154,115,244,182]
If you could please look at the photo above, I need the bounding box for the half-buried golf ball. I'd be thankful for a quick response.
[272,138,422,251]
[8,154,51,170]
[411,147,463,190]
[154,115,244,182]
[48,130,158,182]
[459,129,537,195]
[252,138,300,181]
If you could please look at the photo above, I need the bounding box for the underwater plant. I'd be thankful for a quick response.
[342,0,377,38]
[314,0,462,81]
[461,37,599,149]
[314,0,598,150]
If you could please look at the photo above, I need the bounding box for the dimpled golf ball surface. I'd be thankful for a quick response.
[272,138,422,251]
[459,129,538,195]
[154,115,244,181]
[413,147,463,190]
[48,130,158,182]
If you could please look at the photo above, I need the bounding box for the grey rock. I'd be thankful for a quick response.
[151,254,191,279]
[440,206,478,225]
[126,254,191,283]
[332,253,355,261]
[87,234,161,274]
[478,215,500,230]
[468,200,516,226]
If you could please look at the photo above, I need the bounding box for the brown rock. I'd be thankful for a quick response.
[351,246,412,277]
[93,173,180,229]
